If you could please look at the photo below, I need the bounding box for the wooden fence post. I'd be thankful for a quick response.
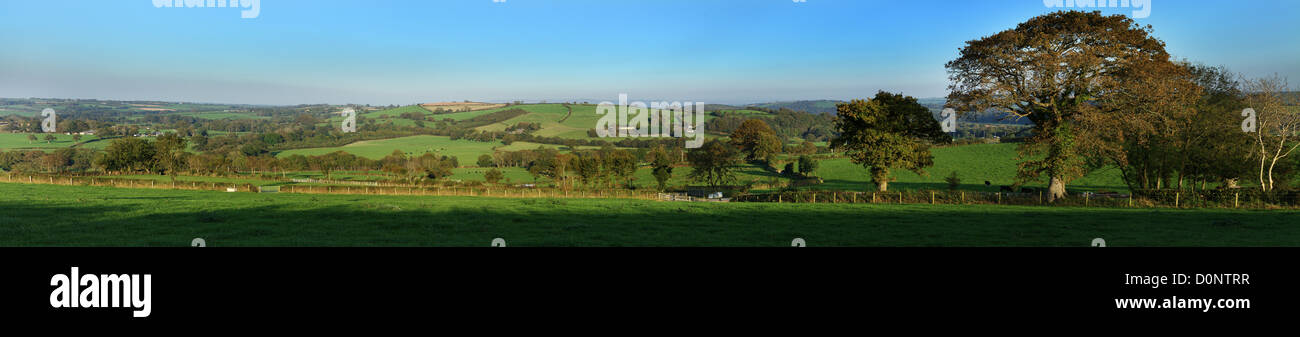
[1234,192,1239,208]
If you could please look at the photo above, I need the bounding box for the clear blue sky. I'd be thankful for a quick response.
[1,0,1296,105]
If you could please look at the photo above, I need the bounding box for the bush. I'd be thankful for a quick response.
[484,168,504,184]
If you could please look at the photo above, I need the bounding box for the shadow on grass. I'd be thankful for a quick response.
[1,190,1297,247]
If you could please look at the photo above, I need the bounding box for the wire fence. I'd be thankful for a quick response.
[0,173,662,200]
[731,189,1300,210]
[5,173,1298,209]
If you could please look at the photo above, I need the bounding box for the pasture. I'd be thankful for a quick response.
[0,133,102,151]
[811,143,1129,193]
[1,182,1294,247]
[275,135,500,163]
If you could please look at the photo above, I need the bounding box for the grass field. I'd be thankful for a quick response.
[0,133,103,151]
[2,182,1295,247]
[261,140,1128,193]
[473,104,716,139]
[167,111,268,120]
[275,135,500,162]
[813,143,1128,193]
[364,105,429,118]
[0,108,39,117]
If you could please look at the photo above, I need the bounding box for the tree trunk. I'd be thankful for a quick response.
[1267,157,1279,191]
[871,167,889,192]
[1047,176,1066,202]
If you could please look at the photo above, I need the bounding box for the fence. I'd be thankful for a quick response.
[0,173,661,201]
[731,189,1300,210]
[5,173,1297,209]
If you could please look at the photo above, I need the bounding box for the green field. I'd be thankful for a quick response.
[275,135,500,162]
[0,108,39,117]
[167,111,268,120]
[473,104,715,139]
[264,140,1127,193]
[1,182,1294,247]
[364,105,429,118]
[812,143,1128,193]
[0,133,102,151]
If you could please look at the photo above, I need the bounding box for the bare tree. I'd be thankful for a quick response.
[1243,75,1299,191]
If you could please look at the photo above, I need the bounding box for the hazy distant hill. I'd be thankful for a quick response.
[917,97,1031,125]
[749,100,845,114]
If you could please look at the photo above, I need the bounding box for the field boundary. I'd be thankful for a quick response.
[5,172,1296,210]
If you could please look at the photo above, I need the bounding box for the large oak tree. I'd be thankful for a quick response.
[945,11,1173,201]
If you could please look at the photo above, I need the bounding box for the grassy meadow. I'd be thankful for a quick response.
[275,135,500,163]
[2,182,1295,247]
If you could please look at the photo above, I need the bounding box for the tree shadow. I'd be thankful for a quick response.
[1,192,1297,247]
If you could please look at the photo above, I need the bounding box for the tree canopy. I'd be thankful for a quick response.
[831,91,950,192]
[946,10,1175,201]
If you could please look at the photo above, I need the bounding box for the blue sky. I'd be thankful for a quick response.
[1,0,1296,105]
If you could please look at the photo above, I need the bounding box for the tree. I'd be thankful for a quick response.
[526,151,567,184]
[797,155,818,177]
[72,134,82,143]
[573,153,602,187]
[605,149,638,188]
[484,168,504,184]
[1243,75,1299,191]
[782,162,797,177]
[43,135,56,143]
[310,152,345,180]
[95,137,156,174]
[729,119,778,161]
[41,149,75,173]
[946,11,1173,201]
[26,134,36,144]
[477,154,495,168]
[154,133,189,184]
[240,142,269,157]
[752,133,783,163]
[831,92,950,192]
[687,139,740,188]
[1082,62,1252,191]
[417,154,454,181]
[648,145,677,190]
